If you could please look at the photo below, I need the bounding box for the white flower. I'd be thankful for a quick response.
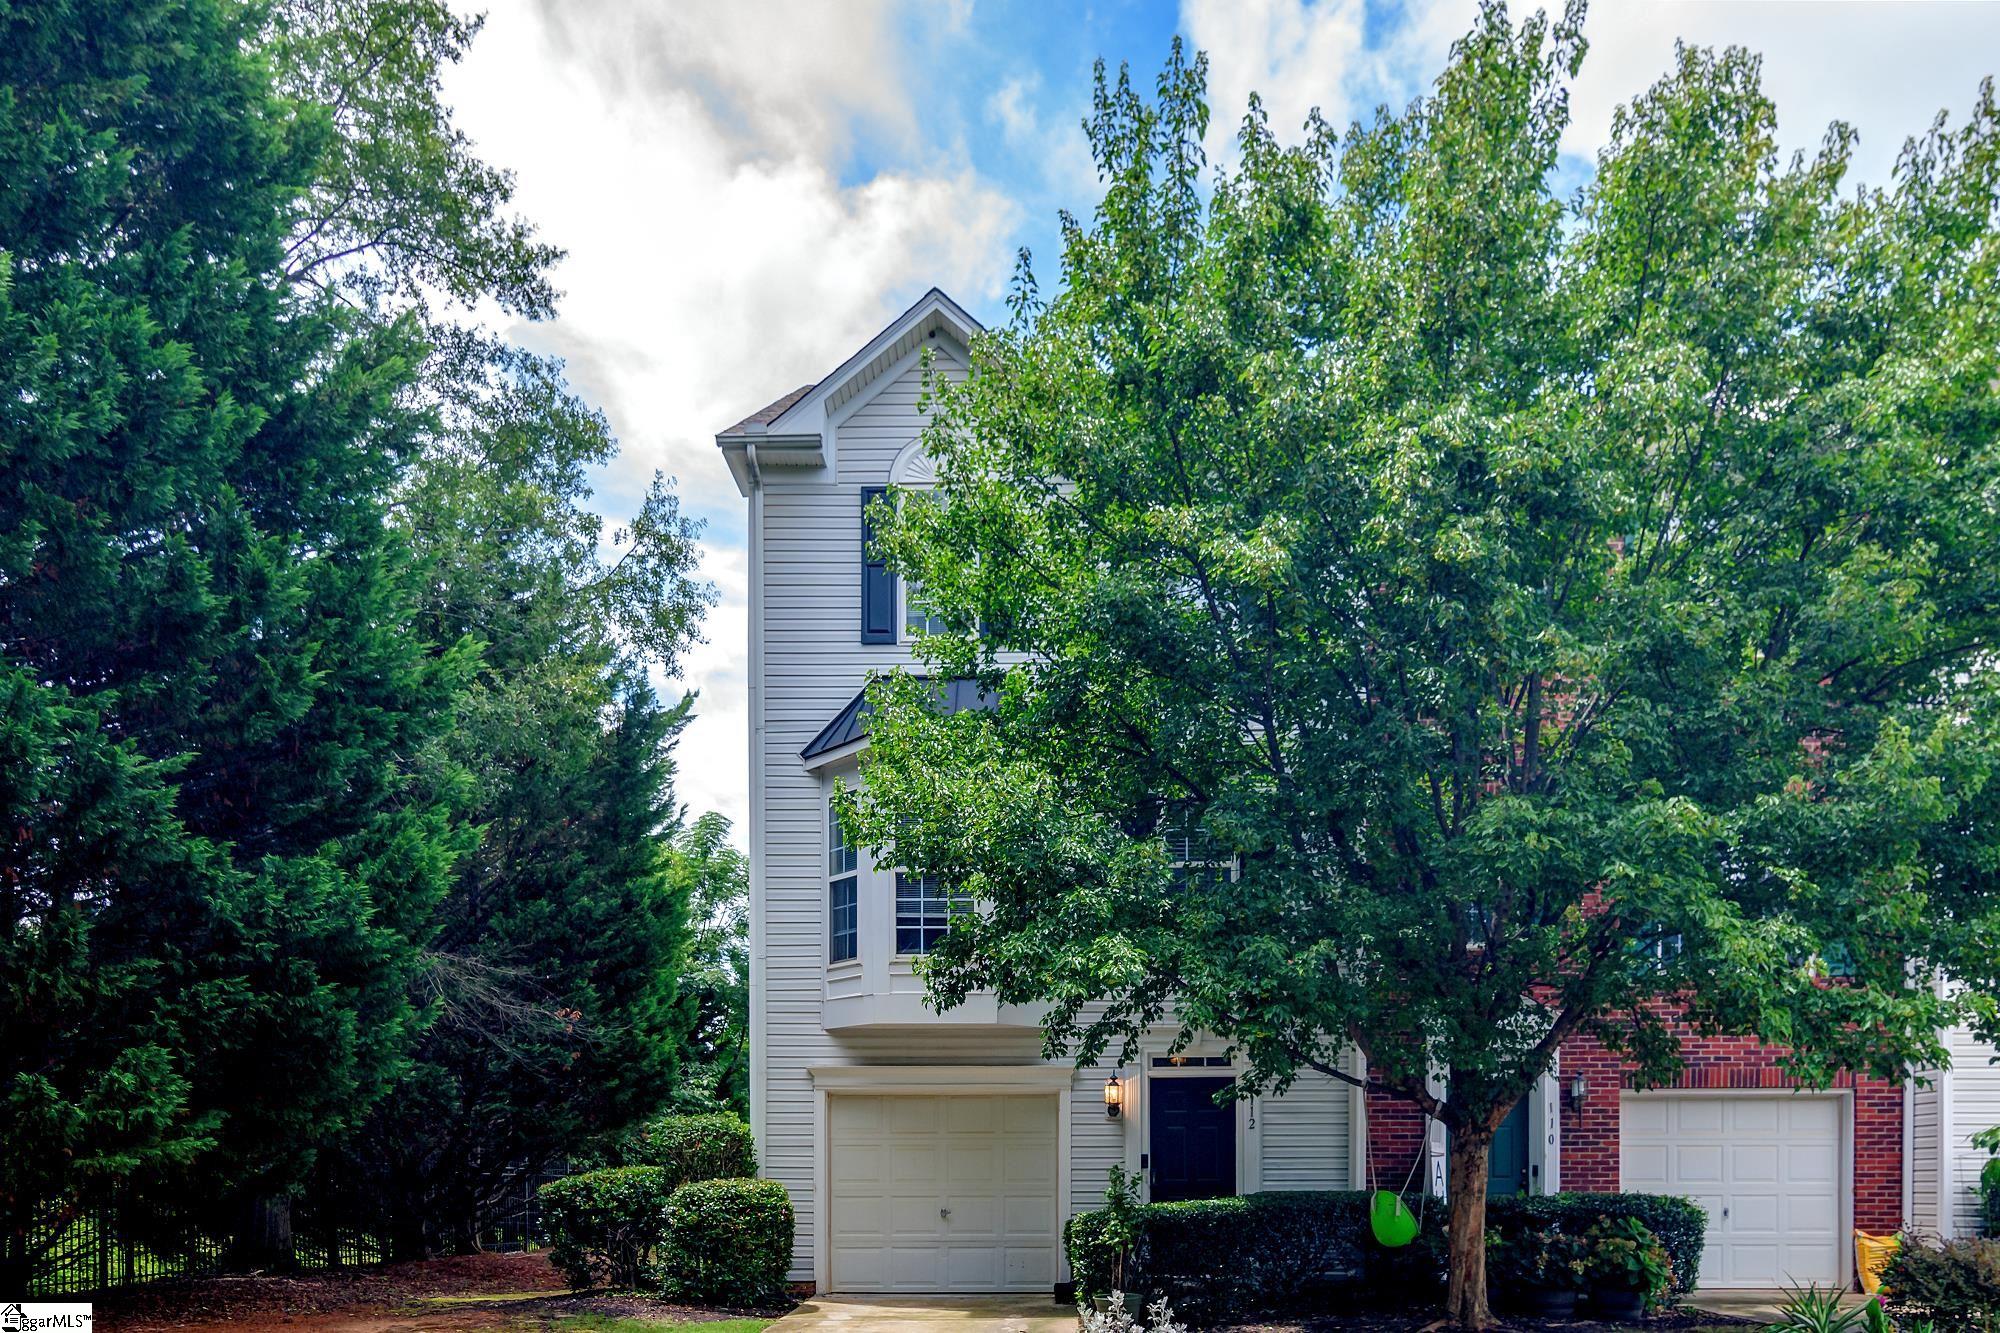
[1075,1292,1186,1333]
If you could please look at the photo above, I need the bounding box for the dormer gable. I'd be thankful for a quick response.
[715,286,982,496]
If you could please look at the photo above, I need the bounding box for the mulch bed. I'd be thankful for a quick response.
[94,1251,787,1331]
[1225,1309,1757,1332]
[98,1252,565,1329]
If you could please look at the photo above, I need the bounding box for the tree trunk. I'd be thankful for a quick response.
[230,1192,295,1272]
[1443,1129,1494,1330]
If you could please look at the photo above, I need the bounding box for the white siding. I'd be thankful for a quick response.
[748,331,1351,1286]
[1911,1073,1943,1234]
[1258,1068,1356,1191]
[753,341,1094,1282]
[1944,1026,2000,1239]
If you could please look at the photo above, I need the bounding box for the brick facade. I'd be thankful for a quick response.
[1365,1089,1433,1191]
[1362,1034,1905,1236]
[1554,1030,1904,1232]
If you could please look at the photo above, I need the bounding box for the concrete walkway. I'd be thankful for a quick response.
[1685,1288,1872,1321]
[765,1294,1076,1332]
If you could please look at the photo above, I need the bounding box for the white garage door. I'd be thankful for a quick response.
[829,1094,1058,1293]
[1620,1094,1843,1288]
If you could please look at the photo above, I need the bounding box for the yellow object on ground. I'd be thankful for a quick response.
[1855,1229,1899,1294]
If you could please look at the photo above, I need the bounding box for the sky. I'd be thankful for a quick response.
[440,0,2000,844]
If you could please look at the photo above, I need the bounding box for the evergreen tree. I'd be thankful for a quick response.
[353,329,712,1255]
[666,813,751,1118]
[0,0,471,1266]
[0,671,227,1289]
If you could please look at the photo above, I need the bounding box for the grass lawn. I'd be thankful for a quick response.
[552,1312,776,1320]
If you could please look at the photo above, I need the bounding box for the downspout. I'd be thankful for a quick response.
[743,433,767,1204]
[1902,1071,1915,1230]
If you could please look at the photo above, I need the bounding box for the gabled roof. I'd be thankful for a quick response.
[713,286,983,497]
[800,676,997,766]
[719,383,816,437]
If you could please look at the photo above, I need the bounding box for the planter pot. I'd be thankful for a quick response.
[1517,1286,1579,1318]
[1590,1287,1647,1321]
[1092,1293,1146,1317]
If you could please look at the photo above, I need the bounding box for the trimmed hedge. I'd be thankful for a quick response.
[1063,1189,1706,1323]
[655,1177,794,1306]
[537,1166,673,1290]
[1065,1191,1443,1323]
[1488,1193,1707,1297]
[613,1113,757,1190]
[1881,1236,2000,1329]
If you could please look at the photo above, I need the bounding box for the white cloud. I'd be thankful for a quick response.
[1182,0,1997,192]
[447,0,1019,842]
[528,0,912,163]
[1183,0,1368,159]
[1565,1,2000,186]
[985,73,1100,208]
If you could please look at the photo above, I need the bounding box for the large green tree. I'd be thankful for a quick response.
[255,0,719,1258]
[351,328,711,1256]
[850,9,2000,1325]
[0,0,472,1270]
[2,0,715,1278]
[665,812,752,1118]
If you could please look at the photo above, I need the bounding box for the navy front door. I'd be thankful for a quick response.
[1487,1099,1531,1197]
[1150,1076,1235,1202]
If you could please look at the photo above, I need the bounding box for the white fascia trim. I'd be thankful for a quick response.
[716,431,824,498]
[808,1064,1076,1092]
[801,736,868,774]
[1347,1046,1369,1192]
[768,289,980,440]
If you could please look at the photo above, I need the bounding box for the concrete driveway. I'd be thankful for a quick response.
[766,1294,1076,1331]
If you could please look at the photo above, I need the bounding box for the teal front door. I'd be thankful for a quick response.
[1487,1100,1531,1197]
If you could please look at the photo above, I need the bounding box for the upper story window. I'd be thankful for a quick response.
[895,872,971,955]
[829,795,858,964]
[1632,926,1684,968]
[904,586,948,639]
[1161,811,1236,890]
[860,441,952,645]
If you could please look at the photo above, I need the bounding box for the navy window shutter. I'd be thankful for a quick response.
[860,486,897,643]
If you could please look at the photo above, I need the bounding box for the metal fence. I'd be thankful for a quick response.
[22,1193,230,1299]
[22,1161,567,1299]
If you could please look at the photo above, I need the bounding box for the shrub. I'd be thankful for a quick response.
[1881,1236,2000,1330]
[654,1177,794,1306]
[537,1166,673,1290]
[1487,1192,1707,1296]
[1582,1216,1673,1309]
[1976,1126,2000,1239]
[611,1113,757,1190]
[1064,1190,1443,1324]
[1487,1225,1589,1293]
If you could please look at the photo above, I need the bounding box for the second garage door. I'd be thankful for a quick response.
[829,1094,1058,1293]
[1620,1093,1843,1288]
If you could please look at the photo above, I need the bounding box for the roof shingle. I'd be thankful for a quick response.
[718,383,816,436]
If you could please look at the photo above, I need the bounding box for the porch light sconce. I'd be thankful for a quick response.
[1566,1072,1588,1114]
[1104,1073,1124,1119]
